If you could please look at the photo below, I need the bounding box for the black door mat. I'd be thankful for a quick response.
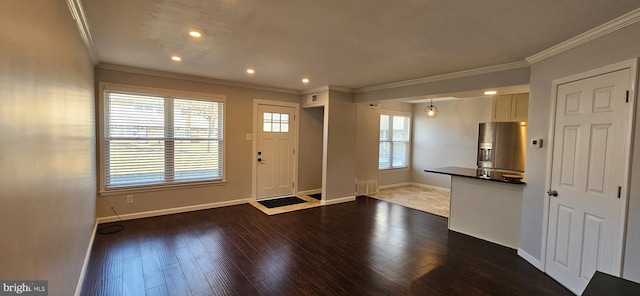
[308,193,322,201]
[258,196,307,208]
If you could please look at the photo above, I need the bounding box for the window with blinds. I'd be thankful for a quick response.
[103,88,224,190]
[379,112,411,170]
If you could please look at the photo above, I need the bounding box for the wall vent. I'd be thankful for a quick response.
[367,179,378,194]
[307,93,318,104]
[357,179,378,195]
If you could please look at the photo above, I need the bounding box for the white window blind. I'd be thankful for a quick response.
[104,89,224,190]
[379,113,411,170]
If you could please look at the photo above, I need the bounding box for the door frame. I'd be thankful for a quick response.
[541,58,638,273]
[251,99,300,200]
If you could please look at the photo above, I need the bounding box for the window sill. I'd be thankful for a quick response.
[379,167,410,173]
[99,180,227,197]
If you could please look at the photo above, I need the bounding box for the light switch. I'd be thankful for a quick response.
[530,138,542,148]
[245,133,253,141]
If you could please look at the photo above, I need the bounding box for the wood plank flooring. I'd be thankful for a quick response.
[81,196,573,295]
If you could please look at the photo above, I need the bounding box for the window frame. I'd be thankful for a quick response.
[98,82,226,196]
[378,110,412,171]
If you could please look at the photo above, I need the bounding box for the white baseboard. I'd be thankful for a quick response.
[518,248,544,271]
[297,188,322,196]
[410,182,451,192]
[74,221,97,296]
[96,198,252,224]
[378,182,451,193]
[378,182,411,189]
[322,195,356,205]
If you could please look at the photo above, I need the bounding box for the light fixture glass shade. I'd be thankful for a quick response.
[424,101,438,118]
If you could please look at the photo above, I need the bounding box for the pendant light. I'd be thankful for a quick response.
[424,99,438,118]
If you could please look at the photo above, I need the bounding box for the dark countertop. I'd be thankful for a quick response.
[424,166,526,185]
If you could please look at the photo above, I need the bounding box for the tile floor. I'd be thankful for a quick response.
[250,184,450,217]
[250,194,322,215]
[368,185,451,217]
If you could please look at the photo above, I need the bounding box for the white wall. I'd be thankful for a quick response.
[523,21,640,281]
[411,98,492,188]
[0,1,96,295]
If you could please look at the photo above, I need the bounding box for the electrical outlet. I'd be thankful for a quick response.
[126,195,134,204]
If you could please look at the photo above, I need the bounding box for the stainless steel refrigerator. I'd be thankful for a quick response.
[477,122,527,173]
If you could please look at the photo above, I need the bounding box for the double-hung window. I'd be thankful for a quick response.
[100,84,225,192]
[379,112,411,170]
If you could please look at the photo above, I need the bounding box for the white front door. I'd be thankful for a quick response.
[256,104,296,199]
[545,68,632,294]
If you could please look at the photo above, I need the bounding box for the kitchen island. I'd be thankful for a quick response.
[425,167,525,249]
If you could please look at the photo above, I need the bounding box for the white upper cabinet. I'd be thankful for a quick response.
[491,93,529,122]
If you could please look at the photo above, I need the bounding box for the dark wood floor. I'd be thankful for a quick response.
[81,196,573,296]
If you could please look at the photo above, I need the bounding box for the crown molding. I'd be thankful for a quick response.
[353,61,529,93]
[301,86,329,95]
[327,85,354,93]
[527,8,640,64]
[65,0,99,65]
[301,85,353,95]
[96,63,302,95]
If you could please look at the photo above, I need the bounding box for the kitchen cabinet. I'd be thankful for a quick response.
[491,93,529,122]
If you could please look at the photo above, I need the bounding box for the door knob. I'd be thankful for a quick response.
[547,190,558,197]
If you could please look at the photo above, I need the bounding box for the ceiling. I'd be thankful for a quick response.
[81,0,640,92]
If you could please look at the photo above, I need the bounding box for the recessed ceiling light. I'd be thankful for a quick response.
[484,90,497,95]
[302,78,310,83]
[246,68,255,74]
[171,56,182,61]
[189,31,202,38]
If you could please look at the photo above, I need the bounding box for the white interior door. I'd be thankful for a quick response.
[256,104,295,199]
[546,68,632,294]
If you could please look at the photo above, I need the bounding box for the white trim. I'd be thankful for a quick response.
[97,63,300,95]
[379,111,412,171]
[302,86,330,94]
[527,8,640,64]
[542,58,638,274]
[354,61,529,93]
[326,86,353,93]
[377,182,451,193]
[297,188,322,196]
[101,82,226,101]
[251,99,301,200]
[379,167,410,174]
[321,195,356,205]
[97,82,227,194]
[518,248,544,271]
[97,198,251,224]
[99,180,227,197]
[410,182,451,193]
[65,0,99,64]
[378,182,412,189]
[74,221,97,296]
[302,85,352,95]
